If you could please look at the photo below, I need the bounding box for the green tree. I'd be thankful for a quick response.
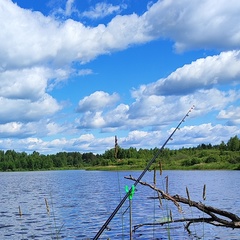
[27,156,35,170]
[102,149,115,159]
[219,141,227,151]
[82,152,97,165]
[227,135,240,151]
[42,155,53,169]
[0,150,4,162]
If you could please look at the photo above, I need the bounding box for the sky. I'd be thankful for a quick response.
[0,0,240,154]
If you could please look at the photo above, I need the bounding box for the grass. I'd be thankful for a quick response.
[85,163,240,171]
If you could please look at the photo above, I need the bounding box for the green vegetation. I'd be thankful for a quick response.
[0,135,239,171]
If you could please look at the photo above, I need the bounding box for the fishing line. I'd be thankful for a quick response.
[116,170,125,239]
[92,106,195,240]
[115,136,125,239]
[152,167,156,239]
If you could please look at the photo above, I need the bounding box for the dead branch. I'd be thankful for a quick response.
[133,217,214,233]
[125,175,240,231]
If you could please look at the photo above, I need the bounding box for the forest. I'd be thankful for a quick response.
[0,135,239,172]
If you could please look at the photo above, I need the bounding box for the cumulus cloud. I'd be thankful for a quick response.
[2,0,240,69]
[75,87,238,134]
[0,122,32,138]
[143,0,240,51]
[77,91,120,112]
[0,120,239,154]
[171,123,240,147]
[217,106,240,125]
[0,66,65,124]
[137,50,240,96]
[77,111,105,129]
[2,0,240,68]
[103,104,130,129]
[0,1,60,68]
[0,67,48,100]
[1,0,240,153]
[0,95,61,124]
[0,0,149,67]
[0,120,67,138]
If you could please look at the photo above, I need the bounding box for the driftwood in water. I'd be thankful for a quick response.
[125,175,240,233]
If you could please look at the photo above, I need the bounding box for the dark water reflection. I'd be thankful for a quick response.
[0,170,239,239]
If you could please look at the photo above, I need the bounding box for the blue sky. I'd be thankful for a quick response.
[0,0,240,154]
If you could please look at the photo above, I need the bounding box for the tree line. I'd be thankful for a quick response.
[0,135,239,171]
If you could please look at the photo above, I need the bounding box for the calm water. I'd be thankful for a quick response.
[0,170,239,239]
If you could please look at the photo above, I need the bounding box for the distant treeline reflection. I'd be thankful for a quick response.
[0,135,240,171]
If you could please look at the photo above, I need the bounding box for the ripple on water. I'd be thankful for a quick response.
[0,224,14,229]
[1,170,240,239]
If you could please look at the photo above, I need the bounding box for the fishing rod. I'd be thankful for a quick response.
[92,106,195,239]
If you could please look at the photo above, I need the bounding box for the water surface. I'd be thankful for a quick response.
[0,170,239,239]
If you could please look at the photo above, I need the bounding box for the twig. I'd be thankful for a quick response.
[125,175,240,231]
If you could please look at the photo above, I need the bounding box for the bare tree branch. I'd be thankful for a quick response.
[125,175,240,232]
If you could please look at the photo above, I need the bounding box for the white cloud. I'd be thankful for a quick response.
[77,91,120,112]
[77,69,93,76]
[65,0,76,16]
[77,103,130,131]
[1,0,240,69]
[0,122,27,137]
[0,118,74,145]
[77,111,105,129]
[0,94,61,124]
[0,120,65,138]
[0,0,148,67]
[45,121,67,136]
[0,66,65,124]
[0,1,61,68]
[77,133,95,142]
[217,106,240,125]
[0,121,238,154]
[75,87,238,133]
[143,0,240,51]
[103,104,130,129]
[23,138,45,151]
[81,2,126,19]
[0,67,48,100]
[0,0,240,154]
[0,66,71,100]
[139,51,240,96]
[122,130,149,145]
[171,123,240,147]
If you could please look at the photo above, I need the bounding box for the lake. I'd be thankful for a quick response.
[0,170,239,239]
